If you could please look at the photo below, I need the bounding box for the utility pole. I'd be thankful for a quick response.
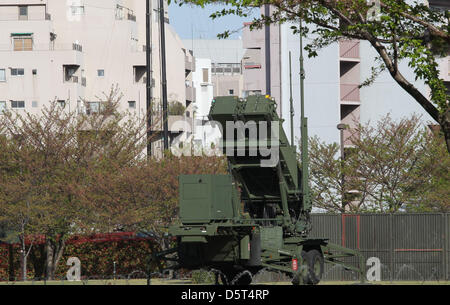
[264,4,271,96]
[146,0,153,157]
[159,0,169,151]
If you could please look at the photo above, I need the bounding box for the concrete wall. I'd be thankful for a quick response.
[359,40,435,126]
[192,58,213,118]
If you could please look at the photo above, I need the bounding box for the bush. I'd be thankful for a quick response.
[0,238,157,281]
[168,101,186,116]
[190,270,215,284]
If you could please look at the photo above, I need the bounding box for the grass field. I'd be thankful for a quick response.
[1,279,449,285]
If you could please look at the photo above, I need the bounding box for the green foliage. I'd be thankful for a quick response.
[190,270,215,284]
[0,87,227,279]
[309,114,449,213]
[168,101,186,116]
[0,239,155,280]
[56,240,153,278]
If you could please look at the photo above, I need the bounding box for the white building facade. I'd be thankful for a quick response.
[0,0,195,157]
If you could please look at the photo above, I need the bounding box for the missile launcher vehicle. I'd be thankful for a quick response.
[151,95,365,285]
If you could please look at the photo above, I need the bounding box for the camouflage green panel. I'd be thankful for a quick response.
[179,175,234,224]
[260,226,283,250]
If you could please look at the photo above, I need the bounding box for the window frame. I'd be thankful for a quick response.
[58,100,66,109]
[202,68,209,83]
[11,68,25,76]
[18,6,28,20]
[0,69,6,81]
[11,100,25,109]
[128,101,136,109]
[13,36,33,51]
[87,101,101,114]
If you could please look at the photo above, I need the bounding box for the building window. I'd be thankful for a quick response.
[32,101,38,108]
[0,101,6,112]
[13,36,33,51]
[11,68,25,76]
[87,102,100,115]
[0,69,5,81]
[134,66,146,83]
[128,101,136,109]
[71,6,85,16]
[58,100,66,109]
[11,101,25,109]
[97,70,105,77]
[229,89,234,95]
[64,65,79,82]
[202,68,209,83]
[18,6,28,20]
[32,69,37,75]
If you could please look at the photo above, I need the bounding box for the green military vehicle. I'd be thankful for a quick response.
[153,95,365,285]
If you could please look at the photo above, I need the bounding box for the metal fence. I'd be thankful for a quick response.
[309,213,450,281]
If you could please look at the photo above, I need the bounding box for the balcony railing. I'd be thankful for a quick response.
[340,40,360,59]
[72,43,83,52]
[185,56,195,72]
[341,84,360,102]
[186,86,196,102]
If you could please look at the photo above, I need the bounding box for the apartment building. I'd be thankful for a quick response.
[182,39,244,99]
[0,0,195,156]
[179,39,245,149]
[241,2,447,147]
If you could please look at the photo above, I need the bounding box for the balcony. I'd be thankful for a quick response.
[340,84,360,103]
[340,40,360,60]
[186,85,196,103]
[127,13,136,22]
[185,57,195,72]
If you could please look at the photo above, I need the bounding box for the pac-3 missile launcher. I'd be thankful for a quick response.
[153,96,365,285]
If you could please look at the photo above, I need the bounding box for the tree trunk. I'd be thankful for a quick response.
[367,36,450,153]
[8,244,14,281]
[22,252,27,282]
[45,238,66,280]
[30,244,46,280]
[20,234,32,281]
[439,110,450,153]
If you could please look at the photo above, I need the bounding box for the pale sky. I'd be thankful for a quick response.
[168,3,260,40]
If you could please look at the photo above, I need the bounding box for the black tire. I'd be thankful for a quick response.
[302,249,324,285]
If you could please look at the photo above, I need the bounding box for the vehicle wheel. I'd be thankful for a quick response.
[302,249,324,285]
[223,269,253,285]
[231,270,253,285]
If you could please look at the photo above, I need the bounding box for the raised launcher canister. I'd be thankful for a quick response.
[157,96,366,285]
